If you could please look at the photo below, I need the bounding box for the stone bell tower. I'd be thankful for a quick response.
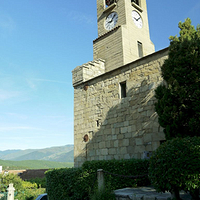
[72,0,165,168]
[93,0,155,72]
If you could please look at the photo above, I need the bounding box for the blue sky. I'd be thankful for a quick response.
[0,1,199,151]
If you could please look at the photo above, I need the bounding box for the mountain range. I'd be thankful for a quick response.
[0,145,74,163]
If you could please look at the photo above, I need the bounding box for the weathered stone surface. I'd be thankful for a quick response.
[73,49,168,167]
[114,187,192,200]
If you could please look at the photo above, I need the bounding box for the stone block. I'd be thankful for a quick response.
[112,135,117,140]
[114,140,119,147]
[88,150,95,157]
[99,156,104,160]
[124,154,131,159]
[143,195,156,200]
[134,145,145,153]
[112,127,119,134]
[121,127,128,134]
[135,138,143,145]
[120,147,127,154]
[102,149,108,155]
[129,138,136,146]
[144,134,152,143]
[131,125,137,131]
[96,149,100,156]
[108,148,117,155]
[145,145,153,152]
[124,121,129,126]
[125,132,132,138]
[99,141,105,149]
[152,142,160,150]
[118,134,124,140]
[105,140,111,148]
[114,154,119,160]
[122,139,129,146]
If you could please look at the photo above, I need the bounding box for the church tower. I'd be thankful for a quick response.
[93,0,155,72]
[72,0,168,168]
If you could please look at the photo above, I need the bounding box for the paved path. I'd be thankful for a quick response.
[114,187,192,200]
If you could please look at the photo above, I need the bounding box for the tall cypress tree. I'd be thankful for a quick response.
[155,18,200,140]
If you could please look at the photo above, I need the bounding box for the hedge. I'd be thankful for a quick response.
[82,159,150,190]
[46,167,93,200]
[45,159,150,200]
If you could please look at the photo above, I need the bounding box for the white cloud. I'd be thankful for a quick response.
[0,90,20,101]
[5,112,28,120]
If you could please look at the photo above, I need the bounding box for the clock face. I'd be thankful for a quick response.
[105,12,118,31]
[132,10,143,28]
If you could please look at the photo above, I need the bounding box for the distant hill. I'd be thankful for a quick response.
[0,145,74,163]
[0,159,73,170]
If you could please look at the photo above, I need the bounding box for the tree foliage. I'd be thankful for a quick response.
[0,173,23,192]
[155,18,200,139]
[149,137,200,199]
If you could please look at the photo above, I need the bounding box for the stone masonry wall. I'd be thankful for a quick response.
[73,48,168,167]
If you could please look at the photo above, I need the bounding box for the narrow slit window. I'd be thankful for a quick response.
[96,120,100,127]
[138,41,143,58]
[120,82,127,98]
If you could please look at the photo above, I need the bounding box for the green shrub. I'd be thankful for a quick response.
[46,159,150,200]
[82,159,150,190]
[149,137,200,199]
[15,188,46,200]
[28,177,46,188]
[0,173,23,192]
[22,181,37,189]
[89,187,116,200]
[0,173,45,200]
[46,167,93,200]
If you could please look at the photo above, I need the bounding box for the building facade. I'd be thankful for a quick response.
[72,0,168,167]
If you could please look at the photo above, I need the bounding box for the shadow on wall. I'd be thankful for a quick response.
[74,51,168,167]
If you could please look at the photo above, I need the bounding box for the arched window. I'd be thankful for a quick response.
[105,0,115,7]
[131,0,140,6]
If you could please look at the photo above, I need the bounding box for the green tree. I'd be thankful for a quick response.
[149,137,200,200]
[0,173,23,192]
[155,18,200,140]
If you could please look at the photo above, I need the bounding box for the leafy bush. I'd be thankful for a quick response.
[28,177,46,188]
[149,137,200,199]
[0,173,23,192]
[46,159,150,200]
[82,159,150,190]
[46,167,93,200]
[22,181,37,189]
[0,173,45,200]
[89,187,116,200]
[15,188,46,200]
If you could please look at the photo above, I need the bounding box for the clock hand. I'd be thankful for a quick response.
[134,17,140,21]
[112,13,116,20]
[108,15,116,23]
